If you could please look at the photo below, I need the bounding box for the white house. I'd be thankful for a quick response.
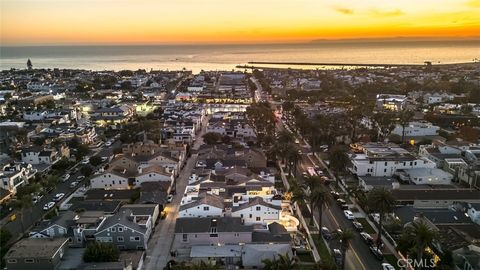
[90,172,130,189]
[397,168,453,185]
[349,143,436,177]
[391,121,440,137]
[231,197,281,225]
[0,163,36,195]
[179,193,224,218]
[90,166,172,190]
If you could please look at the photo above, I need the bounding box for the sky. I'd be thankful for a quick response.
[1,0,479,45]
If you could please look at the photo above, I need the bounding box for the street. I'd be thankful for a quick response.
[144,116,207,270]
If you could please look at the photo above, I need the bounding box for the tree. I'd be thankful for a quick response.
[398,109,415,144]
[189,261,221,270]
[397,220,438,265]
[83,242,120,262]
[13,194,33,233]
[367,187,396,248]
[334,228,355,269]
[373,111,396,141]
[202,132,222,145]
[0,228,12,264]
[80,165,93,177]
[262,254,297,270]
[328,145,349,186]
[310,185,330,228]
[89,156,102,166]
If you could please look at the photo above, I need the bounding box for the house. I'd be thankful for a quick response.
[391,121,440,137]
[29,211,76,239]
[90,165,173,190]
[242,244,293,268]
[21,147,58,165]
[95,209,153,250]
[396,168,453,185]
[173,217,253,249]
[0,162,36,195]
[179,193,225,218]
[391,188,480,208]
[376,94,407,111]
[349,143,436,177]
[4,237,70,270]
[452,245,480,270]
[231,197,281,225]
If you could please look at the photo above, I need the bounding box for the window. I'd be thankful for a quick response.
[131,236,141,241]
[111,227,116,232]
[384,169,387,173]
[7,259,17,263]
[256,206,261,211]
[204,206,210,211]
[240,214,243,218]
[117,236,124,242]
[249,214,252,218]
[384,162,387,166]
[25,259,34,263]
[118,227,123,232]
[182,234,188,242]
[256,217,261,221]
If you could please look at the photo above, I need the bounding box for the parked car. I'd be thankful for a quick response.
[330,191,340,199]
[62,174,70,182]
[382,263,395,270]
[101,157,108,162]
[105,141,112,147]
[352,221,364,231]
[333,249,343,265]
[32,196,41,204]
[340,204,349,210]
[369,246,384,260]
[369,213,381,224]
[321,227,332,240]
[344,210,355,220]
[336,198,346,205]
[70,181,79,188]
[167,194,173,203]
[53,193,65,202]
[81,158,89,165]
[43,202,55,211]
[77,175,85,180]
[360,232,374,246]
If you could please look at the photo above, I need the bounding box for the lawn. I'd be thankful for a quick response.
[296,251,315,263]
[356,217,376,234]
[311,234,337,269]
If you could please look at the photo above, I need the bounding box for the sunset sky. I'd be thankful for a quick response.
[1,0,479,45]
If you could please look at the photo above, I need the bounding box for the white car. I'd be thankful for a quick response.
[105,141,112,147]
[70,181,79,188]
[343,210,355,220]
[53,193,65,202]
[43,202,55,211]
[167,195,173,203]
[382,263,395,270]
[81,158,89,165]
[62,174,70,182]
[77,175,85,180]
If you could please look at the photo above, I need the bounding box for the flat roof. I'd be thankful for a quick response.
[5,238,68,259]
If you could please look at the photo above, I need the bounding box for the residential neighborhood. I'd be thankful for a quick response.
[0,62,480,270]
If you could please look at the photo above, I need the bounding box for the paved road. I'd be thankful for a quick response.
[144,117,207,270]
[1,140,120,241]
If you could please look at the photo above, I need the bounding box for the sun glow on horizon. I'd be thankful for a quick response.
[1,0,479,45]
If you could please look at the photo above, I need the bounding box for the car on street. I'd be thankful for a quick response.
[105,141,112,147]
[62,174,70,182]
[333,249,343,265]
[369,213,381,224]
[32,195,43,204]
[53,193,65,202]
[321,227,332,240]
[336,198,346,205]
[101,157,108,162]
[77,175,85,180]
[352,221,364,231]
[81,158,89,165]
[360,232,375,246]
[330,191,340,199]
[302,172,308,178]
[70,181,79,188]
[369,246,384,260]
[43,202,55,211]
[167,194,173,203]
[382,263,395,270]
[343,210,355,220]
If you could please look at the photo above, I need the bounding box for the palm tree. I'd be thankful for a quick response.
[310,186,331,228]
[405,220,438,264]
[398,109,415,144]
[285,147,301,176]
[328,145,350,187]
[367,187,396,248]
[334,228,356,269]
[262,254,297,270]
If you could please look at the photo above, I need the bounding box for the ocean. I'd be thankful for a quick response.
[1,40,479,73]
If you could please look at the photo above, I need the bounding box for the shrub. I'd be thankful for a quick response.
[83,242,120,262]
